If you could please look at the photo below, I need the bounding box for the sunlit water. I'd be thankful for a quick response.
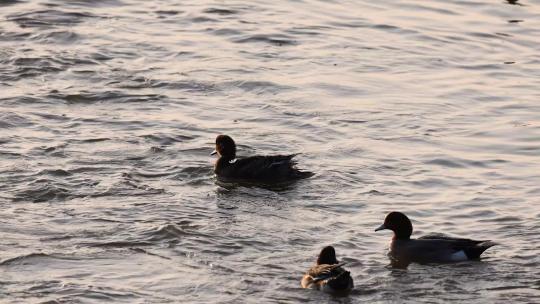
[1,0,540,303]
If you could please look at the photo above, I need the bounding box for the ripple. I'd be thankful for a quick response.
[203,8,239,15]
[14,182,71,203]
[0,112,34,128]
[233,34,297,46]
[7,10,96,28]
[140,133,194,145]
[38,169,72,177]
[224,80,294,94]
[146,79,219,93]
[83,241,154,248]
[0,0,20,5]
[145,223,207,241]
[0,253,84,266]
[30,30,80,44]
[46,91,163,104]
[0,31,31,41]
[0,253,52,266]
[424,157,507,169]
[1,54,97,82]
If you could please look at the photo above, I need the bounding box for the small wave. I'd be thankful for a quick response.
[83,241,154,248]
[155,10,181,17]
[141,133,194,145]
[37,169,72,177]
[173,166,214,183]
[13,172,101,202]
[0,112,34,128]
[0,253,77,266]
[189,16,217,23]
[30,30,80,44]
[46,90,162,104]
[233,34,297,46]
[31,112,71,122]
[131,167,179,178]
[129,248,171,259]
[80,137,111,143]
[203,8,239,15]
[0,253,49,266]
[211,28,242,36]
[32,144,68,157]
[152,79,219,93]
[59,0,125,8]
[7,9,96,28]
[505,0,524,6]
[0,0,22,7]
[14,183,71,203]
[91,177,165,198]
[425,157,507,169]
[224,80,294,94]
[149,146,165,153]
[3,54,97,82]
[0,31,31,42]
[144,223,210,242]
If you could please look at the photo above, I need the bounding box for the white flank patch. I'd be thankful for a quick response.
[450,250,468,261]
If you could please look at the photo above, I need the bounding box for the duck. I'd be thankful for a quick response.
[301,246,354,295]
[375,211,496,265]
[211,134,313,184]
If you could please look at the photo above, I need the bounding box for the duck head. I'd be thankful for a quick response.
[211,135,236,159]
[375,211,413,240]
[317,246,339,265]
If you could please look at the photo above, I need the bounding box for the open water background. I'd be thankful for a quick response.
[1,0,540,303]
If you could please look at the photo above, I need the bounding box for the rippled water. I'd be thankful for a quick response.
[1,0,540,302]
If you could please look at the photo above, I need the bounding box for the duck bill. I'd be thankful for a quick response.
[210,150,217,155]
[375,224,387,232]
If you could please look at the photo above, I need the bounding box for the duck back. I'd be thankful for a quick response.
[391,236,496,263]
[301,263,353,294]
[215,154,313,183]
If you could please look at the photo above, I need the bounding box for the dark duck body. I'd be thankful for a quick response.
[375,212,496,266]
[301,246,354,295]
[211,135,313,184]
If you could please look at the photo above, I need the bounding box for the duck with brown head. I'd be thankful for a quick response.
[375,211,497,266]
[301,246,353,295]
[211,134,314,185]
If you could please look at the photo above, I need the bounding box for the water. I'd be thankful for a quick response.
[1,0,539,302]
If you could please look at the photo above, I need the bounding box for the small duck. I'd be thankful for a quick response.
[211,134,313,184]
[301,246,354,295]
[375,211,496,265]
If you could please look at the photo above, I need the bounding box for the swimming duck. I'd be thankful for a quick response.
[301,246,354,295]
[375,211,496,265]
[211,134,313,184]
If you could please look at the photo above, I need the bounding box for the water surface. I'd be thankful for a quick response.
[1,0,540,303]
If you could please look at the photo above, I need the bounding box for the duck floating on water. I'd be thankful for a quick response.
[375,211,496,266]
[301,246,354,295]
[211,134,313,184]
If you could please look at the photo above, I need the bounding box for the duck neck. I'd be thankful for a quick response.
[221,151,236,161]
[393,232,411,240]
[217,154,236,168]
[222,155,235,162]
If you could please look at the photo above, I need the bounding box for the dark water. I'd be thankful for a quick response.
[1,0,540,303]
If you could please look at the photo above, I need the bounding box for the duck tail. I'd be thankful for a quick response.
[327,270,353,291]
[464,241,497,259]
[284,154,314,179]
[294,170,315,179]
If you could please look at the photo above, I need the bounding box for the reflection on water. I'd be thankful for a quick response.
[506,0,523,6]
[1,0,540,302]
